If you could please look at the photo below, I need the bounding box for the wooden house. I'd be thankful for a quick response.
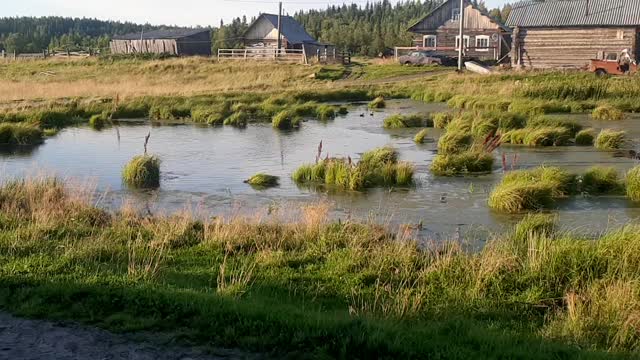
[110,29,212,56]
[407,0,511,61]
[507,0,640,69]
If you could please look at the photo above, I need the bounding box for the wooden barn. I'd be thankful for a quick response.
[407,0,511,61]
[110,29,212,56]
[245,14,318,49]
[507,0,640,69]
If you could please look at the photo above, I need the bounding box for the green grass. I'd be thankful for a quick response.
[437,130,473,155]
[368,96,386,109]
[575,128,596,146]
[244,173,280,188]
[592,104,625,121]
[384,114,432,129]
[223,111,249,127]
[122,155,161,188]
[414,129,429,144]
[316,104,337,121]
[1,178,640,359]
[580,167,623,195]
[0,123,43,145]
[595,129,627,150]
[626,166,640,202]
[488,167,575,213]
[430,151,494,176]
[432,112,454,129]
[89,112,109,130]
[272,110,302,130]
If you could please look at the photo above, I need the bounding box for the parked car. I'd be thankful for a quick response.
[398,51,452,66]
[590,52,637,76]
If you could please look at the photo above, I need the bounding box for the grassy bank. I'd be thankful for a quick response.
[0,178,639,359]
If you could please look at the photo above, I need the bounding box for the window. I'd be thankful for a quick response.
[452,8,460,21]
[606,53,618,62]
[475,35,490,52]
[455,35,470,51]
[423,35,437,48]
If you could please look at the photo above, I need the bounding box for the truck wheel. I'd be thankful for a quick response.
[403,61,412,66]
[595,69,608,77]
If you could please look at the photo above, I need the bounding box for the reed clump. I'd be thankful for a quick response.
[224,111,249,127]
[122,155,161,188]
[592,104,625,121]
[579,167,622,195]
[413,129,429,144]
[316,104,337,120]
[368,96,386,109]
[595,129,627,150]
[0,123,43,145]
[430,151,494,176]
[437,130,473,155]
[626,166,640,202]
[272,110,302,130]
[432,112,454,129]
[383,114,431,129]
[488,166,575,213]
[89,112,109,130]
[575,128,596,146]
[245,173,280,188]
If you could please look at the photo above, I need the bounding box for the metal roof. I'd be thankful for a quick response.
[507,0,640,27]
[256,14,317,44]
[113,29,210,40]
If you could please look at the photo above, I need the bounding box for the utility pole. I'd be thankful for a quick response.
[457,0,465,72]
[277,1,283,54]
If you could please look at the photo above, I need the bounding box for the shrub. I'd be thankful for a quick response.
[122,155,161,188]
[316,105,336,120]
[272,110,302,130]
[414,129,429,144]
[580,167,622,195]
[592,105,625,121]
[0,123,43,145]
[430,151,494,176]
[437,131,473,155]
[432,112,454,129]
[224,112,249,127]
[245,173,280,188]
[595,129,626,150]
[627,166,640,202]
[368,96,386,109]
[383,114,431,129]
[488,166,574,213]
[575,128,596,146]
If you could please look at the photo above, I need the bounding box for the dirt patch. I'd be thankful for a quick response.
[0,312,257,360]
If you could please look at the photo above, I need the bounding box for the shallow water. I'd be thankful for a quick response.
[2,100,640,240]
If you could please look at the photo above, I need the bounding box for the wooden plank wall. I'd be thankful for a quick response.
[516,27,637,69]
[110,39,178,55]
[411,3,500,32]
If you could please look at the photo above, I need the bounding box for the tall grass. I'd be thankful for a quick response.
[595,129,627,150]
[0,123,43,145]
[592,104,625,121]
[122,155,161,188]
[627,166,640,202]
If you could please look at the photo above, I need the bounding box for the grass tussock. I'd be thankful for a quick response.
[592,104,625,121]
[626,166,640,202]
[122,155,161,189]
[575,128,596,146]
[0,123,43,145]
[383,114,431,129]
[89,112,110,130]
[3,178,640,358]
[430,151,494,176]
[432,112,454,129]
[272,110,302,130]
[489,166,575,213]
[293,146,413,190]
[437,130,473,155]
[244,173,279,188]
[579,167,622,195]
[595,129,627,150]
[413,129,429,144]
[368,96,386,109]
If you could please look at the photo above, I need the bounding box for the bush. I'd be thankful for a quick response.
[430,151,494,176]
[592,105,625,121]
[272,110,302,129]
[432,112,454,129]
[595,129,626,150]
[414,129,429,144]
[368,96,386,109]
[488,167,574,213]
[122,155,161,188]
[0,123,43,145]
[383,114,431,129]
[575,128,596,146]
[580,167,622,195]
[245,173,280,188]
[627,166,640,202]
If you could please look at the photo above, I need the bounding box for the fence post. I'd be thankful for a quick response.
[244,49,248,60]
[13,50,16,60]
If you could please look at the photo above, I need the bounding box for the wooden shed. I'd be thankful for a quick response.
[507,0,640,69]
[407,0,511,61]
[110,29,212,56]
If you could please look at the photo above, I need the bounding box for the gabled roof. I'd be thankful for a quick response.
[247,13,317,44]
[113,29,209,41]
[408,0,510,33]
[507,0,640,28]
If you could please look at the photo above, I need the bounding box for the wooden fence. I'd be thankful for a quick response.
[217,48,306,64]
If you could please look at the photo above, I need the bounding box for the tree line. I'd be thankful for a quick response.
[1,1,513,56]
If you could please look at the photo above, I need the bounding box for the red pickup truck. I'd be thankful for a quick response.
[590,53,637,76]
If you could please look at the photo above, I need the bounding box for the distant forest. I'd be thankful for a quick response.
[0,0,512,56]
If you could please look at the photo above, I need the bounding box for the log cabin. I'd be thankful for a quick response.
[407,0,511,62]
[507,0,640,69]
[110,29,212,56]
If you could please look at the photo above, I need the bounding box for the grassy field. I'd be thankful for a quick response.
[0,178,639,359]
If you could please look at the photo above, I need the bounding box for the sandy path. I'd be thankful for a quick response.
[0,312,255,360]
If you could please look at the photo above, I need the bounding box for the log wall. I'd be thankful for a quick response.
[110,39,178,55]
[515,27,638,69]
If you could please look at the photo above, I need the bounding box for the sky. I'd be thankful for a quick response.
[2,0,509,27]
